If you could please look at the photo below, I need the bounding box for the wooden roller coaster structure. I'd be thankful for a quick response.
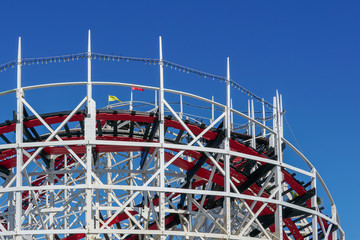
[0,32,344,240]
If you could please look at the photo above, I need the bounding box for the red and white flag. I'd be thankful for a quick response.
[131,87,144,91]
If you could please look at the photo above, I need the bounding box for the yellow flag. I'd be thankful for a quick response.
[108,95,121,102]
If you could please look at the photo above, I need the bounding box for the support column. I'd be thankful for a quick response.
[247,100,251,135]
[211,96,214,124]
[270,97,276,148]
[224,57,231,237]
[280,94,284,140]
[311,168,318,240]
[251,99,256,148]
[85,30,96,239]
[64,155,69,235]
[8,187,14,233]
[106,153,112,224]
[230,98,233,131]
[180,94,183,119]
[158,36,166,239]
[274,91,283,240]
[262,98,266,137]
[331,205,338,240]
[154,90,158,109]
[130,89,133,110]
[49,157,55,240]
[129,89,134,209]
[15,37,23,240]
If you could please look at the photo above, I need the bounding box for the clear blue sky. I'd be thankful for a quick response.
[0,1,358,238]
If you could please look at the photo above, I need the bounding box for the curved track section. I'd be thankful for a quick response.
[0,109,339,239]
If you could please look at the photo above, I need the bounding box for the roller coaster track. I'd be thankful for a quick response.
[0,109,336,239]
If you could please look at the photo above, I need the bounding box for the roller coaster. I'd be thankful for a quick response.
[0,32,344,239]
